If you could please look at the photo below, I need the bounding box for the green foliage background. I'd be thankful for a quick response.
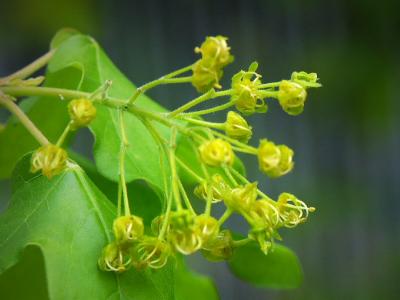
[1,0,399,299]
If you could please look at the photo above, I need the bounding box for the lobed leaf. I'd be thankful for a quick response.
[0,156,174,299]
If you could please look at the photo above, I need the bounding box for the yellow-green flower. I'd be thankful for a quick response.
[278,80,307,116]
[98,242,131,273]
[224,182,258,213]
[168,210,202,254]
[195,35,234,68]
[231,62,267,115]
[68,98,97,130]
[202,230,234,262]
[30,144,68,179]
[194,214,219,243]
[257,140,294,178]
[194,174,230,203]
[131,237,171,269]
[277,193,315,228]
[225,111,252,143]
[291,71,321,88]
[113,215,144,245]
[199,139,235,167]
[192,58,223,93]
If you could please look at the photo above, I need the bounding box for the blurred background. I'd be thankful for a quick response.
[1,0,399,299]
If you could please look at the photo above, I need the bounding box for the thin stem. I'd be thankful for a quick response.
[212,130,257,153]
[182,117,225,130]
[159,188,173,239]
[232,238,252,248]
[169,127,183,211]
[258,82,281,89]
[1,50,55,82]
[182,100,235,117]
[205,182,213,216]
[0,94,49,145]
[128,65,194,104]
[175,156,204,183]
[56,121,72,147]
[117,180,122,217]
[169,89,233,118]
[0,86,90,100]
[223,165,238,186]
[118,110,131,216]
[217,209,233,226]
[229,166,275,203]
[177,179,196,214]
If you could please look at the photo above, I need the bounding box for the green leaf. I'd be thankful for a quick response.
[175,257,219,300]
[0,65,83,179]
[0,157,174,299]
[47,33,171,198]
[228,242,303,289]
[50,27,80,49]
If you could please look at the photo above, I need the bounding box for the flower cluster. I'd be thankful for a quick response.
[97,36,321,272]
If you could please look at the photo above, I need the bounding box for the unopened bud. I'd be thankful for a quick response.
[225,111,252,143]
[68,98,97,129]
[278,80,307,116]
[199,139,234,167]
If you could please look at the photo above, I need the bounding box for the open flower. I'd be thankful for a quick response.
[199,139,234,167]
[98,242,131,273]
[231,62,267,115]
[131,237,171,269]
[113,215,144,245]
[277,193,315,228]
[30,144,68,179]
[194,174,231,203]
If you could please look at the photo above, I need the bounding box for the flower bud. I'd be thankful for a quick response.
[225,111,252,143]
[30,144,68,179]
[231,62,267,115]
[192,58,223,93]
[113,215,144,245]
[98,242,131,273]
[224,182,258,213]
[277,193,315,228]
[199,139,234,167]
[278,80,307,116]
[195,35,234,67]
[257,139,280,175]
[194,214,219,243]
[131,237,171,269]
[194,174,230,203]
[202,230,234,261]
[68,98,97,130]
[257,140,294,178]
[291,71,321,88]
